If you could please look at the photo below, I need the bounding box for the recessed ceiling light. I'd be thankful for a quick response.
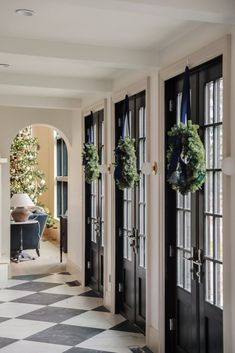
[0,63,10,68]
[15,9,35,16]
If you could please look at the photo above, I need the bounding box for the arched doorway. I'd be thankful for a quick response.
[9,124,70,276]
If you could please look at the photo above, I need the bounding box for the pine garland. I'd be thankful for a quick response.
[114,136,139,190]
[167,121,206,195]
[82,143,100,183]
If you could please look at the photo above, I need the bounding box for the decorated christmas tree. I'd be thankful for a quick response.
[10,127,47,203]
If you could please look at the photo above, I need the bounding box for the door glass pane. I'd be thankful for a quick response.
[205,260,214,304]
[214,172,223,215]
[184,212,191,251]
[205,216,213,258]
[177,249,183,288]
[215,263,223,308]
[215,217,223,261]
[177,211,184,247]
[204,77,223,309]
[205,172,213,214]
[184,253,192,292]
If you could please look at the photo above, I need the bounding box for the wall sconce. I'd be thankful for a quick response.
[221,157,235,176]
[141,161,158,175]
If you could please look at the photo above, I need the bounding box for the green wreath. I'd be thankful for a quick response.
[114,136,139,190]
[167,120,206,195]
[82,143,100,183]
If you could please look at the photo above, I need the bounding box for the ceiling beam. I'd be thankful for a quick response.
[0,95,81,110]
[0,37,156,69]
[0,72,113,93]
[74,0,235,25]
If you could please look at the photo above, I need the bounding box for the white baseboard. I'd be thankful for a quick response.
[66,259,83,284]
[103,290,112,312]
[146,326,161,353]
[0,262,9,283]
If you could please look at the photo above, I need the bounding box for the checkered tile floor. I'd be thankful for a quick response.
[0,273,147,353]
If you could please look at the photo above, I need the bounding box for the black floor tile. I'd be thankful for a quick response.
[0,317,10,323]
[0,337,17,348]
[26,324,104,346]
[12,274,49,281]
[129,347,152,353]
[12,292,71,305]
[59,272,71,275]
[66,280,81,287]
[92,305,110,313]
[8,281,61,292]
[65,348,115,353]
[110,320,142,333]
[79,290,101,298]
[18,306,86,323]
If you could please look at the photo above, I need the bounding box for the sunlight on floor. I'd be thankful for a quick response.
[10,240,67,277]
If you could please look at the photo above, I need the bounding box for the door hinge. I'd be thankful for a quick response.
[169,318,176,331]
[118,282,123,293]
[87,217,91,225]
[87,261,91,269]
[169,245,174,258]
[169,99,174,112]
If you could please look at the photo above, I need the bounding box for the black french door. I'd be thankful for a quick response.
[115,91,147,332]
[85,110,105,296]
[165,57,223,353]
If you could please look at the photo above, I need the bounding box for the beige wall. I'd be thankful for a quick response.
[32,126,54,216]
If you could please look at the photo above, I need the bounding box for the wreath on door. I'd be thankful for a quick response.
[82,111,100,183]
[114,95,139,190]
[166,66,206,195]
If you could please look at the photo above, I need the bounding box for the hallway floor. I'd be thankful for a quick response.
[0,273,146,352]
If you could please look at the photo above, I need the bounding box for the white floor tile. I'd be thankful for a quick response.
[62,310,126,329]
[0,340,70,353]
[0,318,55,339]
[33,274,77,284]
[42,284,90,296]
[0,302,44,318]
[77,330,146,353]
[0,289,35,301]
[0,280,27,289]
[50,295,103,310]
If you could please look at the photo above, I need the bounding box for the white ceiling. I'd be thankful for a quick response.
[0,0,233,109]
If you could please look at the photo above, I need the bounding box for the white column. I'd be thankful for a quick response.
[0,158,9,283]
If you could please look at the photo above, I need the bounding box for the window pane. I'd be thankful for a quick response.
[184,193,191,210]
[177,192,184,208]
[205,260,214,304]
[57,139,62,176]
[184,252,191,292]
[205,216,213,258]
[184,212,191,251]
[205,81,214,125]
[205,172,213,214]
[177,249,183,288]
[214,172,223,215]
[215,263,223,308]
[63,182,68,215]
[214,125,223,169]
[205,127,213,169]
[214,78,223,123]
[177,211,184,247]
[215,217,223,261]
[63,141,68,176]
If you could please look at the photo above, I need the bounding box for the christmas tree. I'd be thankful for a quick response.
[10,127,47,203]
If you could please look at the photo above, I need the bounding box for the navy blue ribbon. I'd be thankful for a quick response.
[167,66,191,179]
[180,65,190,124]
[122,95,130,138]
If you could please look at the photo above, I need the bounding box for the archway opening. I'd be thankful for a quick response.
[9,124,69,276]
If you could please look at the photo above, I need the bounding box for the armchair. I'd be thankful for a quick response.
[11,212,48,262]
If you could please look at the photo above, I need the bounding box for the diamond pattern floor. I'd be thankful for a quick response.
[0,273,146,353]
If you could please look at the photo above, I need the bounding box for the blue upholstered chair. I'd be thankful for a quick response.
[11,212,48,262]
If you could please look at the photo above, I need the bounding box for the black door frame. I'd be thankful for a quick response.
[115,91,146,332]
[165,56,223,353]
[84,109,104,296]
